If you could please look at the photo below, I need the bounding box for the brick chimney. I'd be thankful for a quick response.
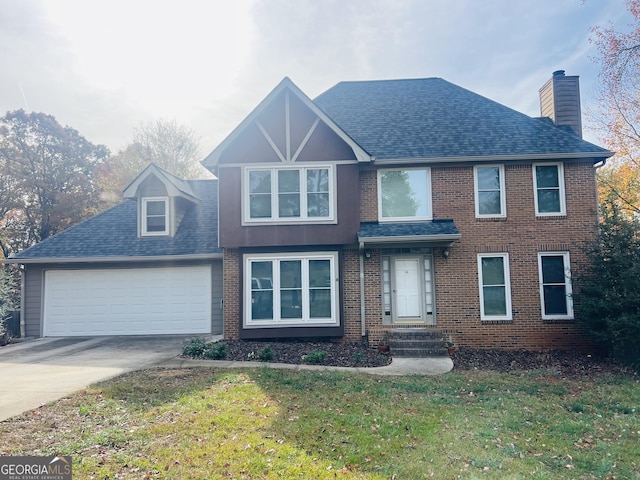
[539,70,582,138]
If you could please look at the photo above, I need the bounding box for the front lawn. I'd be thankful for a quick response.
[0,367,638,479]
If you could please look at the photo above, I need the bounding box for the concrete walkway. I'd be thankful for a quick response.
[0,336,453,422]
[160,355,454,376]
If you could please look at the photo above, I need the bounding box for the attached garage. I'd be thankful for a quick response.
[42,266,213,336]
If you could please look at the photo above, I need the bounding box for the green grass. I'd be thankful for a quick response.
[0,367,638,479]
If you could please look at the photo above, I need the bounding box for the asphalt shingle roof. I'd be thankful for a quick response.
[11,180,221,261]
[358,220,460,241]
[314,78,610,160]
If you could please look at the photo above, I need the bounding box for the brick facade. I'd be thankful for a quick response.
[358,160,599,350]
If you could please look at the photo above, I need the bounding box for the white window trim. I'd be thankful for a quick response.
[477,253,512,321]
[533,162,566,216]
[538,252,574,320]
[141,197,169,236]
[244,252,340,328]
[377,167,433,222]
[474,164,506,218]
[242,165,336,224]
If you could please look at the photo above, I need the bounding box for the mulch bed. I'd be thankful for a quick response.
[452,348,635,380]
[201,340,393,368]
[186,340,636,379]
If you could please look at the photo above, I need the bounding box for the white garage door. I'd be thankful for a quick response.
[43,266,212,336]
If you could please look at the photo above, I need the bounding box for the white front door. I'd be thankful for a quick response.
[394,258,422,321]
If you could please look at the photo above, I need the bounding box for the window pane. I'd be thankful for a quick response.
[541,256,565,283]
[146,200,165,215]
[536,165,559,188]
[250,195,271,218]
[537,189,560,213]
[477,167,500,190]
[278,170,299,193]
[380,170,428,218]
[309,289,331,318]
[309,260,331,287]
[307,169,329,192]
[280,261,301,288]
[481,257,505,285]
[281,289,302,318]
[478,191,501,215]
[278,193,300,217]
[251,262,273,320]
[307,193,329,217]
[250,171,271,194]
[543,285,568,315]
[483,286,507,315]
[146,216,166,232]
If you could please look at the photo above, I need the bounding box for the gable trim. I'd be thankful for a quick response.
[123,163,200,203]
[202,77,372,168]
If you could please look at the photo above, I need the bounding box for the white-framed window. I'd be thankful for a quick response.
[533,163,566,216]
[244,165,334,223]
[142,197,169,236]
[538,252,573,320]
[244,252,339,327]
[474,165,506,218]
[477,253,512,321]
[377,168,432,222]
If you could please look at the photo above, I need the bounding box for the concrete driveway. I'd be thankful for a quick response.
[0,336,193,422]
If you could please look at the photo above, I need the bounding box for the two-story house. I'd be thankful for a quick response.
[9,71,612,350]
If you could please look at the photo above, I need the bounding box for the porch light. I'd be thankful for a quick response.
[443,247,450,259]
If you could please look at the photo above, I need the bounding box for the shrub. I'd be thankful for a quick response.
[258,346,274,362]
[183,338,207,357]
[575,202,640,371]
[302,349,327,364]
[204,342,227,360]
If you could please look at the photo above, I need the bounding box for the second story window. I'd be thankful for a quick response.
[245,166,334,223]
[378,168,432,222]
[474,165,506,218]
[533,163,566,216]
[142,197,169,236]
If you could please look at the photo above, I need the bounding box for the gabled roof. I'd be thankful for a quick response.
[123,163,199,203]
[314,78,612,162]
[202,77,371,168]
[9,180,221,263]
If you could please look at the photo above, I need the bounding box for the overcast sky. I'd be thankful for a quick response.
[0,0,633,156]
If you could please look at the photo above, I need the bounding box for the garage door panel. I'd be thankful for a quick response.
[44,266,212,336]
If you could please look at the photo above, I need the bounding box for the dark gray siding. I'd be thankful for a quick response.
[24,265,44,337]
[211,261,223,334]
[23,260,223,337]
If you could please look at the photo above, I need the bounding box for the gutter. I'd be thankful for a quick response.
[359,233,461,244]
[373,151,614,165]
[5,253,224,265]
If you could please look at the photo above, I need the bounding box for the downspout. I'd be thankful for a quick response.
[594,158,608,224]
[358,241,366,337]
[19,265,25,338]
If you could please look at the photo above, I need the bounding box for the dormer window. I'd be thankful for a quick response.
[142,197,169,236]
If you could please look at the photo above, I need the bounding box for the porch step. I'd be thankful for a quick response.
[387,328,449,357]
